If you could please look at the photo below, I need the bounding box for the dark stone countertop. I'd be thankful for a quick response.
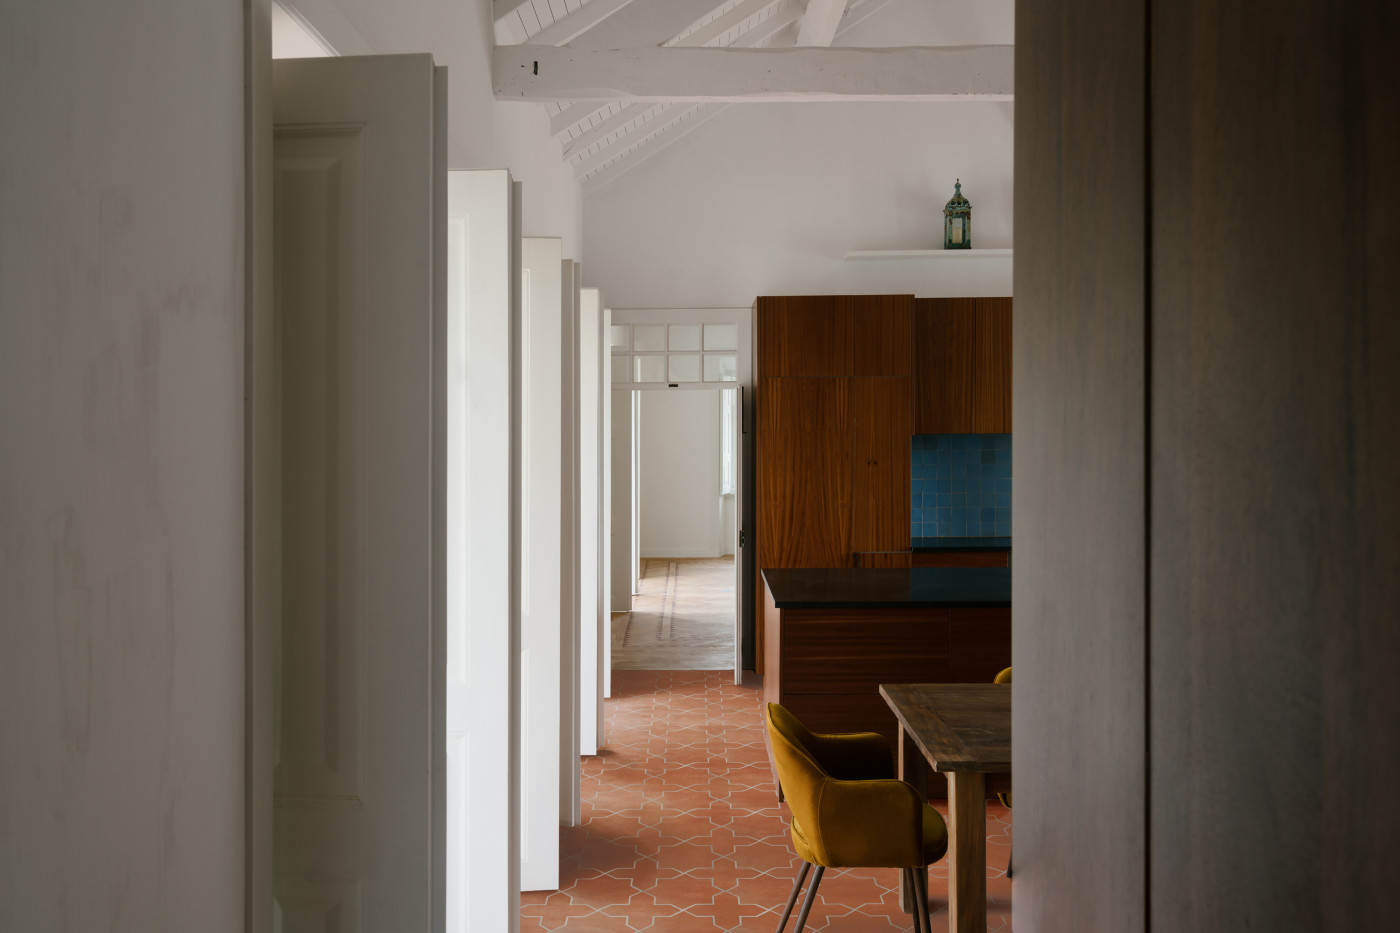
[761,567,1011,610]
[911,536,1012,552]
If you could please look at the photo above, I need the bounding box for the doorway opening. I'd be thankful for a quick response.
[612,387,739,671]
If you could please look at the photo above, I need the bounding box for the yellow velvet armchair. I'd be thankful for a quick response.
[765,703,948,933]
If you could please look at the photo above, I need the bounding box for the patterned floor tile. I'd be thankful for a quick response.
[530,670,1014,931]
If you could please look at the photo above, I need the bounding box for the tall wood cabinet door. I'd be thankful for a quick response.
[852,377,914,553]
[848,295,915,376]
[756,296,853,377]
[974,298,1013,432]
[915,298,978,433]
[756,378,853,662]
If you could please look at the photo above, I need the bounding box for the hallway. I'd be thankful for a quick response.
[522,671,1013,932]
[611,558,736,671]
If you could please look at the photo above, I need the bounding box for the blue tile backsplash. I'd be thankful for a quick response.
[911,434,1012,539]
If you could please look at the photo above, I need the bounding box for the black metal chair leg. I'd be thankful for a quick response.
[912,865,932,933]
[1007,849,1013,878]
[792,865,825,933]
[774,862,812,933]
[901,869,920,933]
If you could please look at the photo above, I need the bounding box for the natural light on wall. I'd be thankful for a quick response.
[271,2,334,58]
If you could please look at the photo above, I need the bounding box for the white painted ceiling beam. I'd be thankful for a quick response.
[583,104,732,192]
[666,0,784,47]
[730,6,803,47]
[524,0,641,47]
[571,104,703,176]
[551,102,607,137]
[837,0,898,38]
[494,0,534,24]
[566,0,731,51]
[794,0,848,47]
[495,45,1015,103]
[562,102,665,157]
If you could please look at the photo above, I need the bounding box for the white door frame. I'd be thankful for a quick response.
[607,309,753,683]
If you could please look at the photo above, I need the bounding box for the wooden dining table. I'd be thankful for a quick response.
[879,683,1011,933]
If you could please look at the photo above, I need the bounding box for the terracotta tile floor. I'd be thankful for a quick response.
[522,671,1012,932]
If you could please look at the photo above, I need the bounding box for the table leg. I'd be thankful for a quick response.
[946,771,987,933]
[897,725,929,914]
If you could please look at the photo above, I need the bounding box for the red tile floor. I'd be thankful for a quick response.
[522,671,1012,932]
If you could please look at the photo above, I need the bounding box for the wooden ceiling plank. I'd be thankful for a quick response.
[667,0,784,47]
[561,102,666,157]
[581,104,733,192]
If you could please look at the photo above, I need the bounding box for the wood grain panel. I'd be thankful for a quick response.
[948,608,1011,684]
[755,296,852,377]
[973,298,1012,432]
[912,551,1009,569]
[851,377,913,553]
[1149,2,1400,930]
[914,298,977,433]
[782,612,949,694]
[755,378,852,663]
[1015,0,1147,928]
[847,295,914,376]
[855,551,914,569]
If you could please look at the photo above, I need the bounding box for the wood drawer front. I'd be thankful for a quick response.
[912,550,1010,568]
[782,612,949,694]
[948,608,1012,684]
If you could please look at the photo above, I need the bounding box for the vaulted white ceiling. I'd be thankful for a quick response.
[491,0,1012,193]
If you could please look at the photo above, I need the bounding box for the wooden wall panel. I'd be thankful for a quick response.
[851,377,913,553]
[912,551,1009,569]
[1014,0,1147,928]
[755,296,851,377]
[755,378,852,663]
[1149,3,1400,930]
[914,298,977,433]
[947,609,1011,685]
[848,295,914,376]
[974,298,1012,433]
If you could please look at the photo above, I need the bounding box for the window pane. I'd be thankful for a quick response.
[610,355,630,383]
[668,324,701,351]
[634,355,666,382]
[703,323,738,351]
[633,324,665,351]
[668,354,701,383]
[609,324,630,350]
[703,354,737,382]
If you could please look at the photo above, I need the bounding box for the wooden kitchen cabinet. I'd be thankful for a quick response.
[914,297,1012,434]
[852,377,913,554]
[753,295,917,670]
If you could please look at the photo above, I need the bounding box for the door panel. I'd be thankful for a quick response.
[915,298,978,433]
[519,238,563,891]
[273,54,444,932]
[852,377,914,553]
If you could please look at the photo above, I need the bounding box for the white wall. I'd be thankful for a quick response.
[0,2,245,929]
[581,0,1014,306]
[638,391,724,559]
[283,0,583,257]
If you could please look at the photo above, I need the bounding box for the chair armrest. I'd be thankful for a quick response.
[804,731,894,781]
[813,777,925,868]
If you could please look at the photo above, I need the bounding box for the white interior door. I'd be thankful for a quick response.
[730,387,744,684]
[272,54,445,932]
[601,308,613,700]
[578,289,604,754]
[518,239,563,891]
[445,169,519,932]
[559,260,582,828]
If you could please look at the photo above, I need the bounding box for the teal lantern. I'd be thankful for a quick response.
[943,179,972,249]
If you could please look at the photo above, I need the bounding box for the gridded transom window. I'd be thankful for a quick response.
[611,322,737,385]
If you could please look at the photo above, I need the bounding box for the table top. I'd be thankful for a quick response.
[761,567,1011,609]
[879,683,1011,773]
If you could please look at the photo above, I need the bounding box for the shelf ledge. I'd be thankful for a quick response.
[843,248,1014,260]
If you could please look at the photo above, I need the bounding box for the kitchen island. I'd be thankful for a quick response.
[762,567,1010,796]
